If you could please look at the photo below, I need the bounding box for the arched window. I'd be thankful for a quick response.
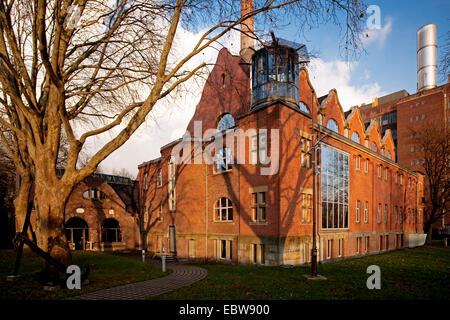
[371,142,378,152]
[351,132,360,144]
[299,102,310,114]
[326,119,339,133]
[65,217,89,250]
[214,198,233,222]
[83,188,107,200]
[217,113,235,131]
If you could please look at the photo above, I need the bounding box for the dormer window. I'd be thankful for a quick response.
[326,119,339,133]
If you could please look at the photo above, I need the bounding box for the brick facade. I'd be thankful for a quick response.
[138,47,425,266]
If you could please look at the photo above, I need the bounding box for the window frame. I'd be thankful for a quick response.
[214,197,233,222]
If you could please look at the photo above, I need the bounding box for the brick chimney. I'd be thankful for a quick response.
[240,0,254,63]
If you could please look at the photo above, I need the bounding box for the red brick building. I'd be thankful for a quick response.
[359,81,450,234]
[137,38,426,265]
[30,172,140,251]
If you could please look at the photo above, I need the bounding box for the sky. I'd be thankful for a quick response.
[93,0,450,177]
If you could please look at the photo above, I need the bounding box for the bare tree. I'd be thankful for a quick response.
[439,29,449,82]
[112,168,135,179]
[410,121,450,244]
[0,0,367,267]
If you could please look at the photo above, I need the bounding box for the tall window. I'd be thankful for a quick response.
[144,173,148,190]
[377,203,381,223]
[384,167,388,180]
[384,204,388,224]
[157,169,162,187]
[351,132,360,144]
[395,172,398,184]
[302,193,312,223]
[301,138,311,169]
[356,200,361,223]
[338,239,343,257]
[250,129,268,165]
[326,119,339,133]
[378,165,382,178]
[251,191,266,222]
[217,113,235,131]
[365,236,369,253]
[216,147,233,173]
[371,142,378,152]
[214,198,233,222]
[168,159,176,211]
[356,155,361,170]
[364,201,369,223]
[364,159,369,173]
[321,145,349,229]
[356,237,362,254]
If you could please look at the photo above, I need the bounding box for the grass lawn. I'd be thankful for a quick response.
[0,249,169,300]
[153,245,449,300]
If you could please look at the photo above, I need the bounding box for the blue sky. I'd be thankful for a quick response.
[97,0,450,176]
[280,0,449,95]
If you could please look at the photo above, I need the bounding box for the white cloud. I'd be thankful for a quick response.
[307,58,385,110]
[360,17,393,48]
[88,28,385,177]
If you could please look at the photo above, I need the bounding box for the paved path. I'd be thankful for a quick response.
[66,257,207,300]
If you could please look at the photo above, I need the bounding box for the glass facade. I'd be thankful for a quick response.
[321,145,349,229]
[251,46,299,107]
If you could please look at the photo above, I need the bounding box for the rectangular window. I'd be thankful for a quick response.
[252,244,257,264]
[378,165,382,178]
[144,172,148,190]
[302,193,312,223]
[385,235,389,250]
[364,201,369,223]
[384,167,388,180]
[321,145,349,229]
[400,175,403,185]
[379,235,383,251]
[365,236,369,253]
[338,239,343,257]
[356,200,361,223]
[364,159,369,173]
[395,172,398,184]
[216,147,233,173]
[157,169,162,187]
[377,203,381,223]
[301,139,311,169]
[356,237,361,254]
[356,155,361,170]
[220,240,232,260]
[384,204,388,224]
[251,191,266,222]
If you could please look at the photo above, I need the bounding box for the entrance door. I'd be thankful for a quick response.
[169,225,176,254]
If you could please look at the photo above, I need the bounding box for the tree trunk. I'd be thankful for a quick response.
[426,223,433,245]
[13,173,32,236]
[34,178,73,270]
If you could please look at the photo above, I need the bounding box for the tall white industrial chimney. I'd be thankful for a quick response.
[417,24,437,92]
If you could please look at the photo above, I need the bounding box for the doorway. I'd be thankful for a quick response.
[65,217,89,250]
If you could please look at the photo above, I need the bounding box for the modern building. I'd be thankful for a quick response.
[137,19,426,265]
[358,24,449,234]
